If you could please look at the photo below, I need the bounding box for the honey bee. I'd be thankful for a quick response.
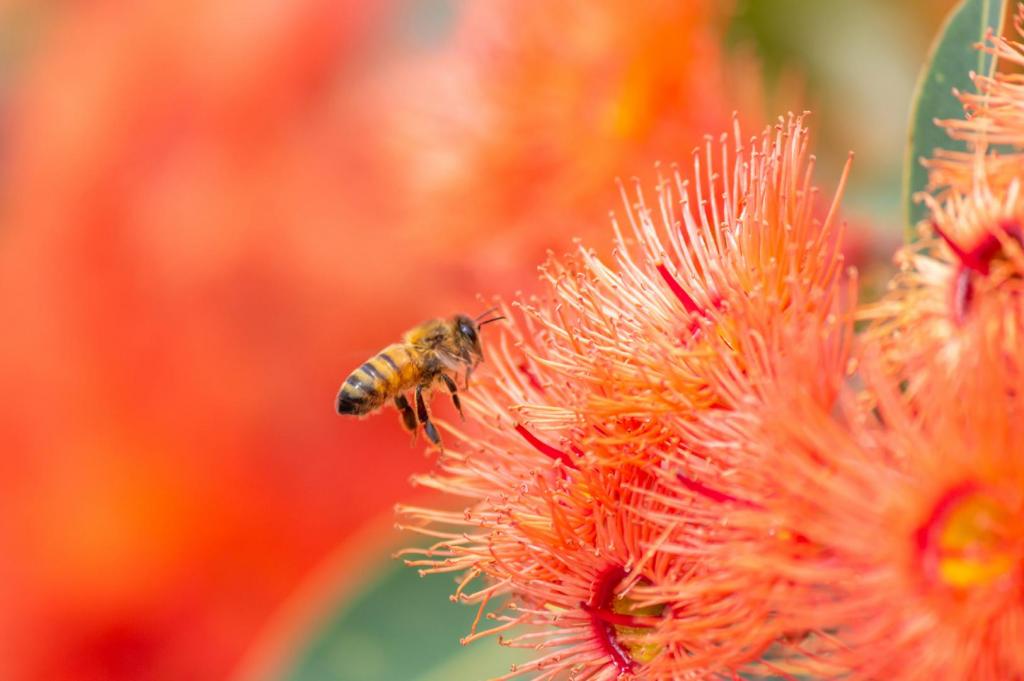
[335,310,505,446]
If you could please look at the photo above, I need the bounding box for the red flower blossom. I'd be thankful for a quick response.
[727,338,1024,681]
[399,115,858,679]
[863,156,1024,399]
[402,464,674,680]
[507,114,855,473]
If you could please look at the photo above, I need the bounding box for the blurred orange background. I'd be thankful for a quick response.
[0,1,955,680]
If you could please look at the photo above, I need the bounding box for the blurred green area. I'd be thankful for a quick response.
[278,538,527,681]
[730,0,956,232]
[903,0,1008,234]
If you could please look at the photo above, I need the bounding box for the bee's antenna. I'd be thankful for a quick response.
[477,316,507,327]
[475,306,500,321]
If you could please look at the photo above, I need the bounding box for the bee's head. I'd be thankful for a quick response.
[452,309,505,363]
[452,314,484,361]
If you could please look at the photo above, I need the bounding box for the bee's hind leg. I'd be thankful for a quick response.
[415,385,442,448]
[438,374,464,421]
[395,394,418,443]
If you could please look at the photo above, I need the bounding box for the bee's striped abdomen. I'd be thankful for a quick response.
[375,343,421,389]
[336,371,380,415]
[336,344,419,416]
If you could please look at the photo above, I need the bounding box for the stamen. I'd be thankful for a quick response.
[931,221,973,268]
[517,362,545,393]
[514,424,576,469]
[676,472,761,509]
[655,262,700,316]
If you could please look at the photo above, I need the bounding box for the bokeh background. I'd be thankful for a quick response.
[0,1,958,679]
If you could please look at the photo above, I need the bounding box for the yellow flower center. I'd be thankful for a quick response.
[919,484,1019,591]
[611,591,665,664]
[936,491,1015,589]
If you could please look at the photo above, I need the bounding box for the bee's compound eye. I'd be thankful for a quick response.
[460,322,478,343]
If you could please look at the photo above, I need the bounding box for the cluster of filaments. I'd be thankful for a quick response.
[398,15,1024,681]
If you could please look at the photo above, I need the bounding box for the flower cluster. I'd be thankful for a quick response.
[399,10,1024,681]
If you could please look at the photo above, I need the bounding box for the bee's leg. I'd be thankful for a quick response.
[415,385,441,447]
[438,374,464,421]
[394,394,418,441]
[456,350,473,390]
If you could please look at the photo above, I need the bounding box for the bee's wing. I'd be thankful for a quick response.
[436,348,466,372]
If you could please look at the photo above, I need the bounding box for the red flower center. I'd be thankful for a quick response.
[584,565,664,675]
[934,219,1023,325]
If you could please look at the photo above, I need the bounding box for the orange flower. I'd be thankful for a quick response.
[399,427,798,679]
[863,156,1024,398]
[399,115,858,678]
[729,338,1024,681]
[402,463,674,680]
[866,5,1024,397]
[828,13,1024,676]
[508,114,854,471]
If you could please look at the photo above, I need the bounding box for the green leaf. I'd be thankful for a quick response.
[903,0,1008,240]
[272,540,528,681]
